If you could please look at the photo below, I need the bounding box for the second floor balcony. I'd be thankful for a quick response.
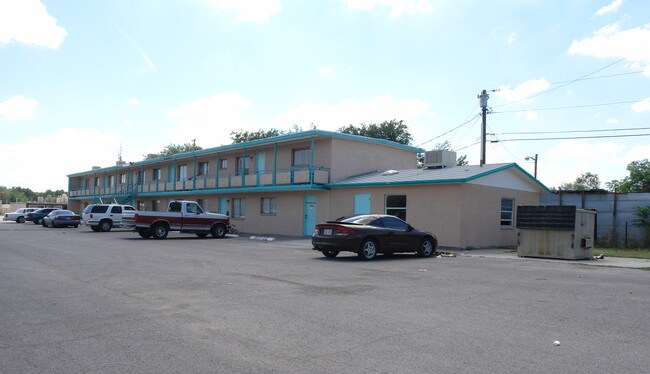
[69,166,330,198]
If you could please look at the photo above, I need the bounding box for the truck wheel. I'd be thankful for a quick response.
[152,223,168,239]
[138,228,152,238]
[17,216,25,223]
[99,219,112,232]
[211,223,227,239]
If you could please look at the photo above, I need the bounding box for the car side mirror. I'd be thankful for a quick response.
[406,225,414,232]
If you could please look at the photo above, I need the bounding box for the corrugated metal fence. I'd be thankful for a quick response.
[540,192,650,246]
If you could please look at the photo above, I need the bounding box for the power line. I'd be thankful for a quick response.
[493,46,650,109]
[498,126,650,136]
[491,100,643,114]
[415,113,480,147]
[550,70,644,84]
[491,133,650,143]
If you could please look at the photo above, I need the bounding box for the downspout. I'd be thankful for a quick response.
[310,136,315,185]
[215,152,220,190]
[193,155,197,191]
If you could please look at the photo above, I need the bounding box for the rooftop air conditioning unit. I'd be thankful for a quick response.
[425,150,457,169]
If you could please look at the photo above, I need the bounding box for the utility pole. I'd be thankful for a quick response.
[478,90,489,166]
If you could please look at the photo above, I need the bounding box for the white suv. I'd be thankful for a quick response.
[82,204,137,232]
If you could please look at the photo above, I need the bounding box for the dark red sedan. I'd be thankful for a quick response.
[312,214,438,260]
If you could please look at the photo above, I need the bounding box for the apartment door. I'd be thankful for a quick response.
[256,152,265,175]
[354,194,371,215]
[218,197,228,215]
[303,195,317,236]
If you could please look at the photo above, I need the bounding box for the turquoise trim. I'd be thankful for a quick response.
[327,163,552,193]
[68,184,328,200]
[67,130,423,177]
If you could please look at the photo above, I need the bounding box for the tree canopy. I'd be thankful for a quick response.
[559,172,601,191]
[0,186,65,203]
[230,125,306,143]
[144,142,203,159]
[606,159,650,193]
[337,119,412,145]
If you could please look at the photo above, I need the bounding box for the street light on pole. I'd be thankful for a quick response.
[525,154,538,179]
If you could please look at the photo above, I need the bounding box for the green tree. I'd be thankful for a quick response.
[560,172,601,190]
[229,125,306,144]
[632,206,650,247]
[338,119,412,145]
[606,159,650,193]
[145,142,203,159]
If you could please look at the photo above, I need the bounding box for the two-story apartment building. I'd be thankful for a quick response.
[67,130,550,249]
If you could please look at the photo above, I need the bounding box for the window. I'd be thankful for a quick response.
[152,200,159,211]
[232,198,245,219]
[178,165,188,181]
[385,195,407,221]
[119,173,127,184]
[197,162,209,176]
[220,159,228,169]
[95,177,100,187]
[236,157,251,175]
[186,202,202,214]
[169,201,182,212]
[382,216,409,230]
[292,148,310,167]
[197,199,207,211]
[110,206,122,214]
[501,198,514,227]
[153,168,162,181]
[108,175,115,187]
[260,197,277,215]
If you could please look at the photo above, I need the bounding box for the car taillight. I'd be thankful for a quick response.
[89,213,93,219]
[336,227,355,236]
[134,213,138,220]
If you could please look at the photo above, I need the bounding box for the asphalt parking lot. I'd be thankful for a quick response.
[1,221,649,373]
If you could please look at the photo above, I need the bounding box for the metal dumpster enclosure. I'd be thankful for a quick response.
[516,206,596,260]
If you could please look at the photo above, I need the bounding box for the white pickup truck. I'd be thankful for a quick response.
[3,208,37,223]
[127,200,230,240]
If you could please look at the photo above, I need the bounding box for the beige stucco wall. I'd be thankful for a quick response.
[328,183,540,249]
[329,138,417,181]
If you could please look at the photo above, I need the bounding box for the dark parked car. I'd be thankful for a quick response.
[312,214,438,260]
[25,208,58,225]
[42,210,81,228]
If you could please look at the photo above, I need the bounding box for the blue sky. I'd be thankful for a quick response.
[1,0,649,192]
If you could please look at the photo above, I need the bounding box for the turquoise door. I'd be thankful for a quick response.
[304,195,317,236]
[218,197,228,215]
[256,152,266,173]
[354,194,371,215]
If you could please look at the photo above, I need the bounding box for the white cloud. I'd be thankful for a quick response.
[340,0,434,17]
[606,118,620,124]
[507,32,517,45]
[0,0,67,49]
[496,78,551,104]
[0,128,121,191]
[201,0,281,22]
[166,92,256,144]
[273,94,432,131]
[568,24,650,73]
[127,97,140,106]
[542,139,627,187]
[631,97,650,112]
[318,67,335,75]
[596,0,623,16]
[0,95,39,122]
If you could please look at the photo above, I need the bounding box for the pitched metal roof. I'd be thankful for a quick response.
[327,163,551,192]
